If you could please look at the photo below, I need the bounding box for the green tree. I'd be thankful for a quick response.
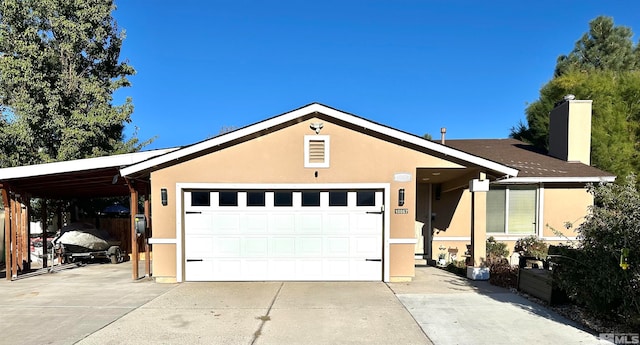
[515,70,640,178]
[555,16,640,77]
[0,0,142,167]
[512,16,640,180]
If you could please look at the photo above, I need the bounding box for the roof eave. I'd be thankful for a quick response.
[0,148,178,180]
[120,104,519,178]
[494,176,616,184]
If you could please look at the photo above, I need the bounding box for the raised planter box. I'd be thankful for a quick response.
[517,267,568,305]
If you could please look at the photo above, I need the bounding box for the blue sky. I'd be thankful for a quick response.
[113,1,640,149]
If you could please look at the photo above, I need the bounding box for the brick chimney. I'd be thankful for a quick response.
[548,97,592,165]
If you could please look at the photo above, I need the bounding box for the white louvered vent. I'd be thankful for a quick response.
[308,140,325,164]
[304,135,330,168]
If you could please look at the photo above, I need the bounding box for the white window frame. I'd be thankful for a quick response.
[304,135,330,168]
[486,185,541,237]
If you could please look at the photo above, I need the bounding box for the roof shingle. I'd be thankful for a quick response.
[445,138,614,179]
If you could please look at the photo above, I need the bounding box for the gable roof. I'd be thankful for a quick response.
[120,103,520,178]
[446,139,615,183]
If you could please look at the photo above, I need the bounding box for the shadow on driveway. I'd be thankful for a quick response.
[388,266,602,345]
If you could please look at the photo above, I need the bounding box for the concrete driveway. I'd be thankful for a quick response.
[1,262,607,345]
[0,262,430,345]
[389,266,603,345]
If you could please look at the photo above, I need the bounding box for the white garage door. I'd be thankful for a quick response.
[184,189,383,281]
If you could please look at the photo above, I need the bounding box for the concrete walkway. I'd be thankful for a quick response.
[388,266,603,345]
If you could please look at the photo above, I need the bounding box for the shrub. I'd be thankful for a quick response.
[553,175,640,330]
[514,235,548,259]
[489,260,518,289]
[444,260,466,277]
[486,236,509,265]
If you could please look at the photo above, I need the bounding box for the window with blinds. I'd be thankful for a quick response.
[304,135,330,168]
[486,186,537,235]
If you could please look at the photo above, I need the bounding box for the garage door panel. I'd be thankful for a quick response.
[243,237,269,256]
[212,214,241,233]
[269,260,296,280]
[185,214,213,234]
[325,214,350,234]
[243,260,269,280]
[184,189,383,281]
[242,214,269,233]
[270,214,296,233]
[295,237,323,256]
[351,214,379,233]
[323,237,350,257]
[212,237,241,257]
[324,259,350,278]
[270,237,296,256]
[352,236,382,257]
[185,236,215,255]
[298,214,323,233]
[185,260,214,281]
[351,260,382,280]
[296,260,323,279]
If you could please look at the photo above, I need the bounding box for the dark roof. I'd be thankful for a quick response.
[445,139,615,180]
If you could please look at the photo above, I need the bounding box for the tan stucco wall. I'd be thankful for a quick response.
[150,117,464,281]
[432,189,472,237]
[542,186,592,238]
[430,184,594,262]
[389,243,416,280]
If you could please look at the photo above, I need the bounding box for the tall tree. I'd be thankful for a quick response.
[0,0,140,167]
[555,16,640,76]
[512,16,640,180]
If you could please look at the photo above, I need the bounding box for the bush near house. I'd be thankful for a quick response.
[486,236,518,288]
[552,176,640,330]
[514,235,548,259]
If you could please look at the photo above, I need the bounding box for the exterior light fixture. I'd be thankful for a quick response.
[398,188,405,206]
[161,188,168,206]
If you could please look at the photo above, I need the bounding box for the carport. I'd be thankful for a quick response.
[0,149,176,281]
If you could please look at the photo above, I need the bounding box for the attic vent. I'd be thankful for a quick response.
[304,135,330,168]
[309,140,325,163]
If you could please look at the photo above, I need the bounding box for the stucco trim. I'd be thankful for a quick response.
[148,238,177,244]
[433,237,471,241]
[175,182,391,282]
[120,103,519,178]
[389,238,418,244]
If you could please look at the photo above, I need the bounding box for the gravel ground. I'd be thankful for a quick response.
[512,288,635,333]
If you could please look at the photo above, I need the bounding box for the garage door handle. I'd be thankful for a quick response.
[186,211,202,214]
[366,211,383,214]
[186,259,203,262]
[365,259,382,262]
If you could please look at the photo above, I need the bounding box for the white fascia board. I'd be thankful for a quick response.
[0,148,178,180]
[120,103,519,177]
[495,176,616,184]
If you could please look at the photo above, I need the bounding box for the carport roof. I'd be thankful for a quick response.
[0,148,177,198]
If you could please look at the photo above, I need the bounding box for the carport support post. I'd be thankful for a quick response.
[2,186,11,280]
[12,194,19,278]
[144,196,150,277]
[41,199,47,268]
[126,179,140,280]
